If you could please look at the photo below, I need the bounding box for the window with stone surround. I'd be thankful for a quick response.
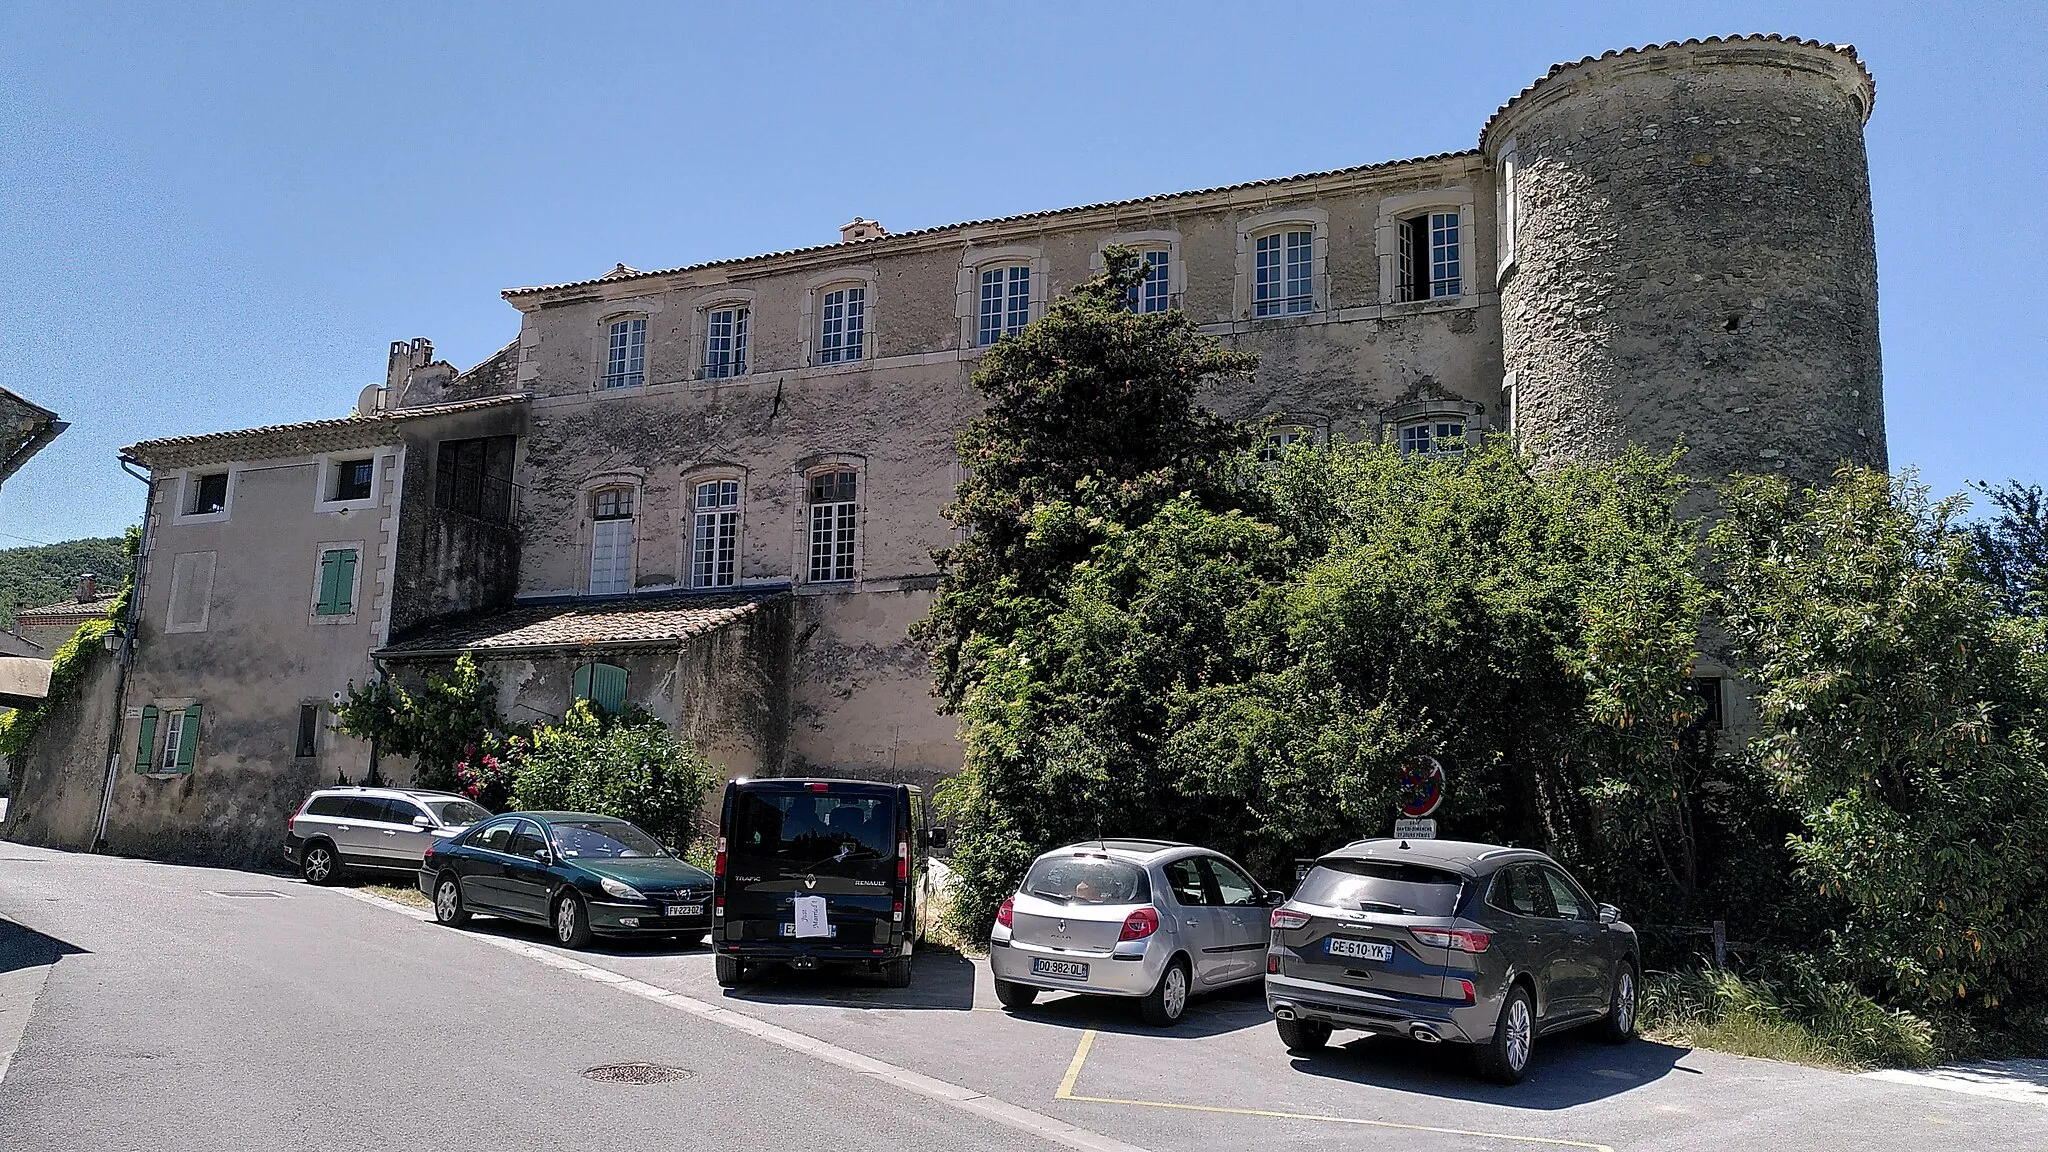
[815,285,866,364]
[1495,142,1520,277]
[602,316,647,389]
[1398,419,1467,457]
[690,477,741,589]
[1253,229,1315,316]
[1398,211,1462,301]
[1128,249,1172,314]
[978,265,1031,345]
[185,471,229,516]
[807,468,859,583]
[1259,426,1310,466]
[703,306,749,379]
[589,486,636,596]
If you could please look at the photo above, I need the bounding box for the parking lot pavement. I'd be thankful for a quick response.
[405,900,2048,1152]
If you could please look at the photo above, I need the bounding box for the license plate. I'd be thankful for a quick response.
[1327,937,1394,962]
[666,904,703,918]
[1031,958,1089,981]
[779,923,839,937]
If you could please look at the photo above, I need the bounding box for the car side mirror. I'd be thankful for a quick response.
[533,850,553,865]
[412,815,433,829]
[1263,889,1288,906]
[924,827,949,850]
[1598,903,1620,924]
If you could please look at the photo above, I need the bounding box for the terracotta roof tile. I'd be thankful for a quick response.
[15,592,119,620]
[1479,34,1873,149]
[123,394,527,468]
[501,150,1480,299]
[380,591,781,657]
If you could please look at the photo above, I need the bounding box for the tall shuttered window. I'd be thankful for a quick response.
[807,469,858,583]
[135,703,201,774]
[434,436,516,523]
[314,548,359,616]
[816,286,865,364]
[572,662,628,716]
[1399,211,1462,301]
[589,487,636,596]
[691,479,740,588]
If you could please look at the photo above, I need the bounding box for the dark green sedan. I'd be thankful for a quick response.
[417,811,714,949]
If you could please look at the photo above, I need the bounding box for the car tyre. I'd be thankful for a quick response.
[993,979,1038,1010]
[553,891,595,949]
[1476,983,1536,1085]
[299,840,341,886]
[432,873,470,926]
[1139,957,1191,1027]
[1595,960,1638,1044]
[714,954,746,987]
[881,958,913,989]
[1276,1017,1332,1052]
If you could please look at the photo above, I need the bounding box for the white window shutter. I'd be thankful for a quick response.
[590,519,634,595]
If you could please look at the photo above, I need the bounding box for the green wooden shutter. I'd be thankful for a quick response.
[333,550,357,614]
[315,551,341,614]
[592,663,627,716]
[571,663,593,707]
[175,704,201,772]
[133,705,159,772]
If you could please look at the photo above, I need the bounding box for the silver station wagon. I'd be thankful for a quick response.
[988,839,1279,1026]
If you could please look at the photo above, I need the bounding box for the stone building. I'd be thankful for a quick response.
[4,36,1887,867]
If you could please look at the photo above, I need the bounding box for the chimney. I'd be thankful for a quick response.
[839,217,886,243]
[78,572,97,602]
[386,337,434,391]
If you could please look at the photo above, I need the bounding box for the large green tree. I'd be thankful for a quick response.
[1715,468,2048,1020]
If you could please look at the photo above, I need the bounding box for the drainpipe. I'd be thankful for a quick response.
[92,456,154,853]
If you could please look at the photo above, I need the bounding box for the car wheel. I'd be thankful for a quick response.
[1276,1017,1332,1052]
[881,958,913,988]
[300,841,341,886]
[1476,983,1536,1084]
[1139,957,1191,1027]
[993,979,1038,1010]
[553,891,595,949]
[1596,960,1638,1044]
[714,954,746,987]
[433,874,470,926]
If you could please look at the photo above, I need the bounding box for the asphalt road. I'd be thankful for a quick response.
[5,843,2048,1152]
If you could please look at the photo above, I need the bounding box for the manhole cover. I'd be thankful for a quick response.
[207,890,289,899]
[583,1062,693,1085]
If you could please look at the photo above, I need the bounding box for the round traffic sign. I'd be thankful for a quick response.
[1398,756,1445,818]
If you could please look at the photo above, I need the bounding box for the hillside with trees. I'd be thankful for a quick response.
[0,535,131,627]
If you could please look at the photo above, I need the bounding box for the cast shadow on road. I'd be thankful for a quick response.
[1289,1027,1694,1109]
[723,949,980,1012]
[994,976,1274,1040]
[0,918,89,975]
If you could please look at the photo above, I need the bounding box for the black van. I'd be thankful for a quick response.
[712,778,942,987]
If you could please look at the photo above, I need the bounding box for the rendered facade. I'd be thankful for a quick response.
[3,36,1887,867]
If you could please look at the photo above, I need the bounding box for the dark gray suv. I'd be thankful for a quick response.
[1265,838,1639,1083]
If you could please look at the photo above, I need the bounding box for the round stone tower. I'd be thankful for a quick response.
[1484,36,1886,489]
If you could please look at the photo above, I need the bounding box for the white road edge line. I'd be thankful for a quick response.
[330,886,1151,1152]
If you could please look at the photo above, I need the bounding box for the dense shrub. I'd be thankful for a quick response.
[1640,959,1937,1069]
[333,654,503,790]
[509,702,721,850]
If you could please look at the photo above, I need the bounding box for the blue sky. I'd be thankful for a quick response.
[1,1,2041,545]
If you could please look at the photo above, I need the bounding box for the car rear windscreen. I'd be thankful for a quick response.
[1022,855,1151,905]
[728,787,897,879]
[1296,860,1464,917]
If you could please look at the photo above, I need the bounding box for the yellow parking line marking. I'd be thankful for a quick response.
[1054,1029,1615,1152]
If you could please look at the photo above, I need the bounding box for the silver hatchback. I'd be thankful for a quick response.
[988,839,1278,1026]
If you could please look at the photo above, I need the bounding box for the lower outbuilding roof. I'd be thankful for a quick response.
[378,590,782,658]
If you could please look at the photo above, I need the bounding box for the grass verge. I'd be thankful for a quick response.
[1639,965,1937,1070]
[358,882,432,912]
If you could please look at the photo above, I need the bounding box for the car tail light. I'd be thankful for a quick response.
[1457,978,1476,1003]
[1411,927,1492,953]
[808,782,830,792]
[1118,906,1159,942]
[1270,907,1312,931]
[714,897,725,918]
[897,840,909,882]
[1266,954,1280,974]
[996,896,1014,928]
[893,900,905,923]
[713,835,727,878]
